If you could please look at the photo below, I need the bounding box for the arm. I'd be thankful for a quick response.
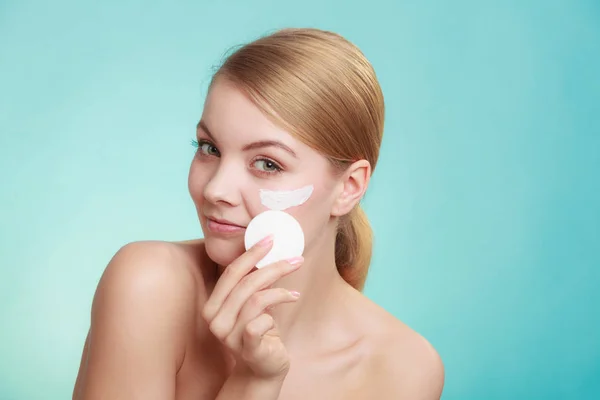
[72,330,90,399]
[393,352,444,400]
[73,241,196,400]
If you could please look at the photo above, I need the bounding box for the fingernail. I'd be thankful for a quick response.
[290,291,301,298]
[287,256,304,266]
[257,234,274,247]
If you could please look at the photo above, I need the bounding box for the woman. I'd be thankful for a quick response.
[73,28,444,400]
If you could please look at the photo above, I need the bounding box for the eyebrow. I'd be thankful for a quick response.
[196,120,297,158]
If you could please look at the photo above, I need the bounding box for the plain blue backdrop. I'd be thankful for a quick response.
[0,0,599,399]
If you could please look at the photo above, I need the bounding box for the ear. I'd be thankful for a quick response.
[331,160,371,217]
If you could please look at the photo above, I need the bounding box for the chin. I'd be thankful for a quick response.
[204,235,246,267]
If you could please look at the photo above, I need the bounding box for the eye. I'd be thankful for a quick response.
[192,139,220,157]
[253,158,283,174]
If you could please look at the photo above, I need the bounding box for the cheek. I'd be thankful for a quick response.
[241,183,272,218]
[188,160,208,204]
[284,188,335,242]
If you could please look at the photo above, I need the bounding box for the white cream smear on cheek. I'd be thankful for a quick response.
[259,185,314,211]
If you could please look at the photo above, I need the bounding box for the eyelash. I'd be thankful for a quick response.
[191,139,284,176]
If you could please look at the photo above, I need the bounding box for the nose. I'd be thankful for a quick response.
[203,161,243,207]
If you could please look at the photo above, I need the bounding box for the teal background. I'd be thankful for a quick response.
[1,0,598,399]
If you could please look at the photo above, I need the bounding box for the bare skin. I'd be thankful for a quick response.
[73,240,443,400]
[73,78,444,399]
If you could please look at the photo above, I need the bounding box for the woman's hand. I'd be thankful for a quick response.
[202,235,304,380]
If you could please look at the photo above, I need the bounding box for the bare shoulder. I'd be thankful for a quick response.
[73,240,205,399]
[359,299,445,400]
[93,240,201,313]
[104,239,199,278]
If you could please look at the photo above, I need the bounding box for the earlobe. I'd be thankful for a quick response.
[331,160,371,217]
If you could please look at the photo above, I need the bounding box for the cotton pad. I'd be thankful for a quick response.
[244,210,305,268]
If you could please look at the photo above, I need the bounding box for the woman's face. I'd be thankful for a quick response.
[188,78,341,267]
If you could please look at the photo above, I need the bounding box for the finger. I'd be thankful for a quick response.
[202,234,274,322]
[209,258,303,340]
[224,288,300,351]
[243,313,275,353]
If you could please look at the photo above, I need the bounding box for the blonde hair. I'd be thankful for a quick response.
[211,28,385,291]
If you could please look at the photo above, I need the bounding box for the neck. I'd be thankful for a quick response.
[267,226,352,353]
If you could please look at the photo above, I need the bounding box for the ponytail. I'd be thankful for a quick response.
[335,205,373,291]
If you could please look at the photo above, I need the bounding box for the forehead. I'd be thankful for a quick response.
[201,79,293,145]
[200,78,339,183]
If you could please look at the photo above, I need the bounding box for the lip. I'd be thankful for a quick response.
[205,216,246,235]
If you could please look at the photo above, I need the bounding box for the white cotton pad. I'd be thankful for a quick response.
[244,210,305,268]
